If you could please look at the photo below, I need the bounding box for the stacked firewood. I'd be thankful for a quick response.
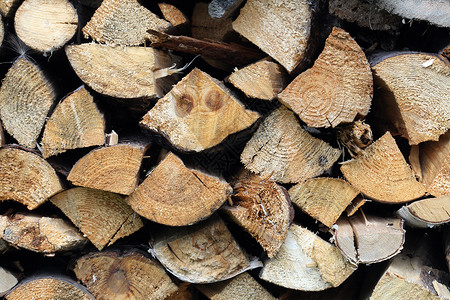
[0,0,449,299]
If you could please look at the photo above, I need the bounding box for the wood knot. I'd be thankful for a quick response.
[205,90,223,111]
[175,94,194,117]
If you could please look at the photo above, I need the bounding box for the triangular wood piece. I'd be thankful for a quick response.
[158,3,189,34]
[41,86,105,158]
[241,106,341,183]
[126,152,232,226]
[289,177,360,227]
[0,58,55,148]
[397,195,450,228]
[0,147,63,209]
[50,187,143,250]
[223,170,293,258]
[259,224,355,291]
[279,27,372,128]
[73,250,179,300]
[83,0,170,46]
[140,68,260,151]
[151,216,262,283]
[340,131,425,203]
[372,53,449,145]
[68,142,148,195]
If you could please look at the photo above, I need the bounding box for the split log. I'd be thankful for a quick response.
[340,131,426,203]
[50,187,143,250]
[191,2,234,42]
[68,142,148,195]
[140,68,260,152]
[196,272,276,300]
[41,86,105,158]
[0,266,18,297]
[0,57,55,148]
[83,0,170,46]
[345,195,366,216]
[6,276,94,300]
[337,120,373,158]
[259,224,355,291]
[150,216,262,283]
[126,152,232,226]
[14,0,78,53]
[0,213,87,253]
[158,3,189,34]
[226,58,289,101]
[289,177,360,227]
[208,0,245,19]
[279,27,373,128]
[241,106,341,183]
[397,196,450,228]
[371,52,449,145]
[65,43,179,99]
[73,250,179,300]
[223,170,293,258]
[333,212,405,264]
[0,0,22,17]
[0,147,63,209]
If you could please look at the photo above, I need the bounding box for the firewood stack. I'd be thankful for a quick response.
[0,0,449,299]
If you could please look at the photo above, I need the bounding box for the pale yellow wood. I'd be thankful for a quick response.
[397,195,450,227]
[241,106,341,183]
[191,2,233,41]
[14,0,78,53]
[0,0,22,17]
[83,0,170,46]
[158,3,189,29]
[0,267,18,297]
[345,195,366,216]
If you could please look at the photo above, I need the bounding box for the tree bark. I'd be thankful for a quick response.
[397,196,450,228]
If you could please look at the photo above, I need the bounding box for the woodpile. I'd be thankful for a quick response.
[0,0,449,299]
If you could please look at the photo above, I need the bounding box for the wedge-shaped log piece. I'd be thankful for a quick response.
[0,147,63,209]
[50,187,143,250]
[41,86,105,158]
[372,53,449,145]
[334,212,405,264]
[397,196,450,228]
[289,178,360,227]
[126,152,232,226]
[158,3,189,33]
[279,27,372,128]
[192,2,234,42]
[14,0,78,53]
[0,266,18,297]
[74,250,179,300]
[227,58,288,100]
[232,0,314,73]
[196,272,276,300]
[0,213,87,253]
[66,43,178,99]
[152,216,262,283]
[6,276,94,300]
[259,224,355,291]
[241,106,341,183]
[68,143,148,195]
[83,0,170,46]
[223,171,293,258]
[341,131,425,203]
[0,58,55,148]
[141,68,260,151]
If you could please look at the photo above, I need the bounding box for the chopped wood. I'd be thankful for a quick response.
[232,0,315,73]
[340,131,426,203]
[0,266,18,297]
[0,0,22,17]
[289,177,360,227]
[196,272,276,300]
[397,195,450,228]
[140,68,260,152]
[0,213,87,253]
[227,58,289,100]
[41,86,105,158]
[334,212,405,264]
[83,0,170,46]
[0,147,63,209]
[191,2,234,42]
[0,57,55,148]
[65,43,179,99]
[371,52,449,145]
[14,0,78,53]
[73,250,179,300]
[6,276,95,300]
[259,224,355,291]
[337,120,373,158]
[223,170,293,258]
[50,187,143,250]
[67,142,148,195]
[208,0,245,19]
[241,106,341,183]
[151,216,262,283]
[279,27,373,128]
[126,152,232,226]
[158,3,189,34]
[345,195,366,216]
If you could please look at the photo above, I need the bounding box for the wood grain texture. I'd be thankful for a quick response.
[397,195,450,228]
[0,0,22,18]
[0,267,18,297]
[158,3,189,33]
[191,2,234,41]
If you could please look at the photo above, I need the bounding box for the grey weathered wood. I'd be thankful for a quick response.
[208,0,245,19]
